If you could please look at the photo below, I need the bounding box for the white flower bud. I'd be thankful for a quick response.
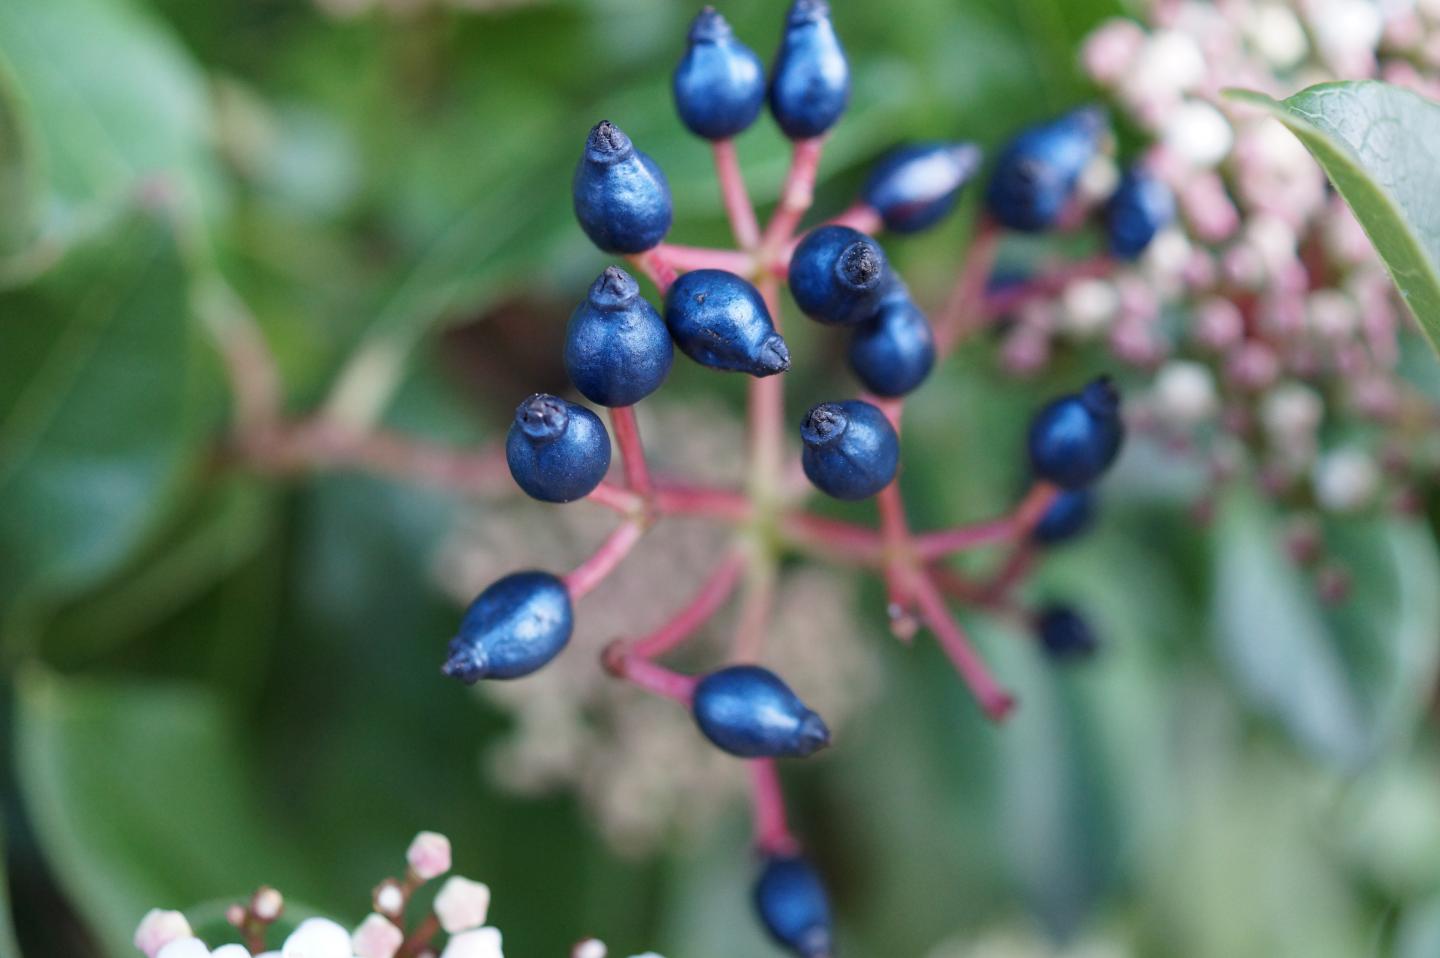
[375,881,406,918]
[136,910,194,958]
[439,927,503,958]
[1077,153,1121,204]
[1132,29,1208,96]
[1247,5,1309,68]
[1060,278,1119,335]
[156,940,211,958]
[282,918,353,958]
[1261,382,1324,457]
[253,888,284,922]
[406,832,453,881]
[214,947,254,958]
[1314,448,1381,511]
[353,914,404,958]
[1153,361,1218,425]
[1306,289,1359,338]
[434,877,492,933]
[1163,100,1234,168]
[572,941,607,958]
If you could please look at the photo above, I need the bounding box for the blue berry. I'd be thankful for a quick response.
[442,571,574,682]
[691,664,830,758]
[863,141,983,234]
[673,7,766,141]
[1105,166,1175,260]
[847,280,935,397]
[1035,604,1099,660]
[573,120,673,254]
[800,399,899,500]
[1031,488,1096,545]
[754,854,833,958]
[565,266,673,407]
[986,107,1107,232]
[768,0,849,140]
[789,225,888,326]
[1027,377,1125,490]
[664,269,791,376]
[506,394,612,503]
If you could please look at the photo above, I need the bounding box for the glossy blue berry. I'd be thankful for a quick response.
[789,225,888,326]
[573,120,673,254]
[1031,488,1096,545]
[506,394,612,503]
[664,269,791,377]
[986,106,1107,232]
[1035,604,1099,660]
[768,0,849,140]
[691,665,830,758]
[863,141,983,234]
[1105,166,1175,260]
[847,280,935,397]
[754,854,833,958]
[442,571,574,682]
[565,267,673,407]
[1028,377,1125,490]
[800,399,899,500]
[673,7,766,140]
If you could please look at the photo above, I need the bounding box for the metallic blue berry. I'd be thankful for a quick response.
[768,0,849,140]
[1035,604,1099,660]
[1031,488,1096,545]
[664,269,791,377]
[442,571,574,682]
[673,7,766,140]
[789,225,888,326]
[863,141,983,234]
[691,665,830,758]
[1027,377,1125,490]
[505,394,612,503]
[800,399,899,500]
[565,266,673,407]
[1105,166,1176,260]
[754,854,833,958]
[572,120,673,254]
[847,280,935,397]
[986,107,1107,232]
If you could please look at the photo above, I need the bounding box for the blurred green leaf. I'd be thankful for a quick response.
[1396,896,1440,958]
[0,827,20,958]
[0,55,36,258]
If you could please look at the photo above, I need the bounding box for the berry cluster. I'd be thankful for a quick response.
[439,3,1129,952]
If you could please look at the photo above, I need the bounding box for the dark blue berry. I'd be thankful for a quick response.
[664,269,791,376]
[691,664,830,758]
[565,266,674,407]
[673,7,766,141]
[1104,166,1175,260]
[789,225,888,326]
[800,399,899,500]
[847,280,935,397]
[863,141,983,234]
[573,120,673,254]
[768,0,849,140]
[986,107,1107,232]
[754,854,833,958]
[1031,488,1096,545]
[1027,377,1125,490]
[1035,604,1100,660]
[442,571,574,682]
[506,394,612,503]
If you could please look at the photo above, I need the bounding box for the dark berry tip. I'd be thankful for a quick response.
[585,120,632,161]
[441,639,486,683]
[802,403,848,447]
[950,141,984,174]
[756,333,792,376]
[590,266,639,308]
[796,711,831,754]
[688,5,732,42]
[788,0,830,25]
[837,241,883,291]
[1080,376,1121,417]
[516,393,570,442]
[1067,104,1109,137]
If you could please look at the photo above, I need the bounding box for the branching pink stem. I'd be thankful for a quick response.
[911,572,1016,722]
[876,482,918,639]
[629,552,747,659]
[654,483,753,523]
[609,406,653,498]
[587,481,643,514]
[603,647,699,704]
[778,512,885,563]
[934,216,1002,356]
[750,758,799,855]
[824,201,884,235]
[563,520,645,599]
[913,483,1058,561]
[656,243,755,274]
[627,249,679,294]
[713,139,762,250]
[761,137,826,255]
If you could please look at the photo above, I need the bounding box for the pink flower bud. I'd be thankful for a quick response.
[572,941,608,958]
[434,877,492,934]
[353,914,405,958]
[253,887,284,922]
[1193,297,1244,352]
[406,832,453,881]
[1081,18,1146,86]
[135,909,194,958]
[282,917,352,958]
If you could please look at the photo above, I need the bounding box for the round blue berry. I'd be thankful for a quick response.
[863,141,983,234]
[1035,604,1099,660]
[664,269,791,377]
[691,664,830,758]
[506,394,612,503]
[847,280,935,397]
[768,0,849,140]
[754,854,833,958]
[1105,166,1175,260]
[442,571,574,682]
[673,7,766,141]
[572,120,673,254]
[1031,488,1096,546]
[800,399,899,500]
[1028,377,1125,490]
[789,225,888,326]
[565,266,673,407]
[986,106,1107,232]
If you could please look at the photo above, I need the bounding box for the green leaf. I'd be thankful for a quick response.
[1224,82,1440,357]
[0,55,36,257]
[0,827,21,958]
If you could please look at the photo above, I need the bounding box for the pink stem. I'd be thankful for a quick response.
[934,217,1002,357]
[629,552,747,659]
[778,512,885,563]
[761,137,826,254]
[983,546,1036,602]
[654,483,753,523]
[713,139,762,250]
[563,521,645,599]
[982,255,1114,319]
[824,202,884,235]
[609,406,653,498]
[747,276,786,489]
[656,243,755,274]
[876,482,918,639]
[587,481,642,514]
[731,554,777,662]
[627,249,679,295]
[912,573,1016,722]
[750,759,799,855]
[604,648,699,704]
[913,483,1059,561]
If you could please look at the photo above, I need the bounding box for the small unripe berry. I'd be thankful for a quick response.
[986,107,1108,232]
[753,854,833,958]
[565,267,673,407]
[800,399,900,500]
[506,394,612,503]
[691,665,830,758]
[789,225,888,326]
[664,269,791,376]
[1035,604,1100,660]
[769,0,850,140]
[1031,488,1096,545]
[673,8,766,140]
[847,280,935,397]
[1105,166,1176,259]
[443,571,574,682]
[573,120,673,254]
[1027,377,1125,489]
[863,141,983,233]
